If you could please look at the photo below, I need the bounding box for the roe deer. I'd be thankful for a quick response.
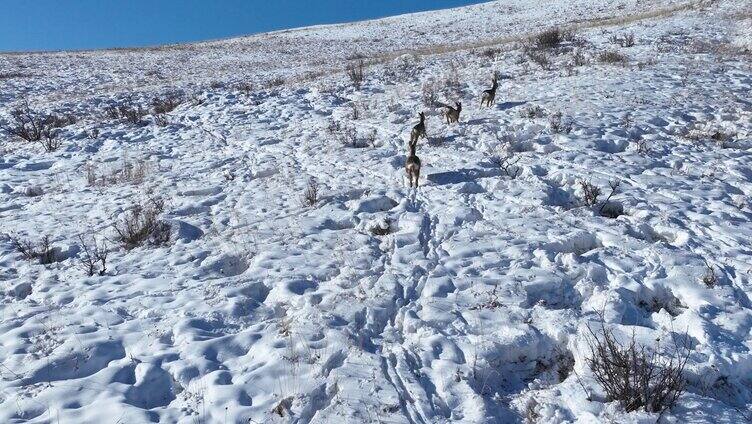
[405,140,421,188]
[481,76,499,107]
[438,102,462,124]
[410,112,427,145]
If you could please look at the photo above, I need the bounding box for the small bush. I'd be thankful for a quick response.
[598,50,629,65]
[480,48,501,59]
[585,323,689,414]
[1,102,72,152]
[113,197,170,249]
[235,82,254,95]
[265,77,286,89]
[105,99,148,126]
[86,128,100,140]
[78,234,109,276]
[549,111,573,134]
[532,28,563,50]
[610,32,636,48]
[151,94,183,115]
[444,62,463,97]
[701,259,718,287]
[573,49,588,67]
[421,81,439,108]
[519,105,546,119]
[579,180,601,207]
[579,180,622,217]
[11,234,57,265]
[334,124,359,148]
[302,178,320,207]
[346,60,366,89]
[86,153,150,186]
[489,153,521,179]
[525,48,553,70]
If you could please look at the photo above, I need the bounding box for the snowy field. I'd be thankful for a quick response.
[1,0,751,422]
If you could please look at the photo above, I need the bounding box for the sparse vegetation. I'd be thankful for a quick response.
[490,153,522,179]
[346,60,366,89]
[302,178,320,207]
[610,32,636,47]
[531,28,564,50]
[524,49,553,70]
[104,99,149,126]
[701,259,718,287]
[151,94,183,115]
[113,197,171,249]
[421,81,439,107]
[598,50,629,64]
[86,153,150,187]
[549,111,573,134]
[585,322,689,414]
[579,180,602,207]
[520,104,546,119]
[1,102,73,151]
[11,234,57,265]
[78,234,109,276]
[573,49,588,67]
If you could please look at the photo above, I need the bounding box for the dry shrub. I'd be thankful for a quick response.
[113,197,170,249]
[105,99,148,126]
[549,111,573,134]
[519,104,546,119]
[532,28,564,50]
[573,49,588,66]
[444,62,464,98]
[610,32,636,47]
[1,102,73,152]
[489,153,521,179]
[579,180,602,206]
[78,234,109,276]
[384,55,422,82]
[86,153,150,187]
[0,71,31,80]
[11,234,57,264]
[421,81,439,107]
[265,76,286,89]
[235,81,254,95]
[151,94,183,115]
[598,50,629,64]
[701,259,718,287]
[346,60,366,89]
[585,323,689,414]
[302,178,320,207]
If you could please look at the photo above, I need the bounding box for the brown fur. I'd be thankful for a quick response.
[481,76,499,107]
[410,112,427,145]
[405,140,421,188]
[442,102,462,124]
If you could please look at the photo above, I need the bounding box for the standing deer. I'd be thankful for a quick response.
[405,139,421,188]
[438,102,462,124]
[410,112,427,145]
[480,75,499,108]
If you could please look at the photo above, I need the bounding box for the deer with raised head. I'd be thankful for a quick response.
[405,139,421,188]
[438,102,462,124]
[480,75,499,108]
[410,112,427,145]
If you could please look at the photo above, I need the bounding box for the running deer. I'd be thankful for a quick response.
[438,102,462,124]
[480,75,499,108]
[405,139,421,188]
[410,112,427,145]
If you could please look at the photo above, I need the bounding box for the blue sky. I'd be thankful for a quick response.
[0,0,489,52]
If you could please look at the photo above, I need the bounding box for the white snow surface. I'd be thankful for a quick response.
[1,0,752,423]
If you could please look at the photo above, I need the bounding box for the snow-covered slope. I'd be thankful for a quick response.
[1,0,751,423]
